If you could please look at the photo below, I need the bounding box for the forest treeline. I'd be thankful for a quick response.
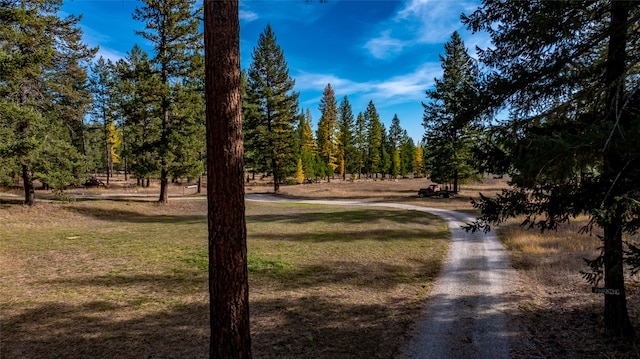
[0,0,444,203]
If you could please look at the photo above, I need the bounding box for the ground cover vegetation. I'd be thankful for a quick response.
[0,198,449,358]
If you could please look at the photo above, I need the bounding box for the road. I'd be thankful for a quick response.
[246,194,517,359]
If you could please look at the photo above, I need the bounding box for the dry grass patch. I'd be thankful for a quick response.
[497,217,640,358]
[1,198,448,359]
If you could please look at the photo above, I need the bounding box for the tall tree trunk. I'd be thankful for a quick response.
[198,151,203,194]
[104,112,110,185]
[272,157,279,192]
[603,213,632,336]
[22,164,35,206]
[453,169,459,193]
[601,0,633,338]
[159,165,169,202]
[123,123,128,182]
[204,1,252,357]
[159,105,170,203]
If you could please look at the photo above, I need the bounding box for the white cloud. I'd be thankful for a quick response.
[295,61,441,108]
[295,71,370,95]
[363,30,408,60]
[362,0,480,59]
[399,0,478,44]
[239,0,336,24]
[239,9,258,22]
[368,62,441,104]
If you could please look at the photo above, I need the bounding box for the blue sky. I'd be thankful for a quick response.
[61,0,489,143]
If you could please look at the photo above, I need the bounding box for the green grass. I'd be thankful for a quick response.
[0,198,449,359]
[181,250,292,275]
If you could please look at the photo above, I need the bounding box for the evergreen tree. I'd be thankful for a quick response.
[364,101,383,177]
[168,52,206,183]
[88,57,118,184]
[388,114,403,148]
[338,96,357,180]
[423,31,480,192]
[463,0,640,337]
[114,45,163,186]
[245,24,299,192]
[133,0,202,203]
[241,69,261,178]
[317,83,339,181]
[48,11,95,171]
[380,127,392,178]
[0,0,95,205]
[387,114,414,178]
[399,130,415,177]
[354,111,367,179]
[297,108,317,181]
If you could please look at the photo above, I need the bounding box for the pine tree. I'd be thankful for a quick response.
[399,130,415,177]
[114,45,163,186]
[423,31,480,192]
[388,114,403,149]
[168,52,206,183]
[297,108,317,181]
[89,57,118,184]
[354,111,367,179]
[464,0,640,337]
[241,69,260,178]
[338,96,356,180]
[317,83,339,181]
[365,101,383,177]
[133,0,202,203]
[380,128,392,178]
[245,24,299,192]
[0,0,95,205]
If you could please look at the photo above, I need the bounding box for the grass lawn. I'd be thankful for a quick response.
[0,197,449,358]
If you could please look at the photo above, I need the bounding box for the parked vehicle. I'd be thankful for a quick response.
[417,184,455,198]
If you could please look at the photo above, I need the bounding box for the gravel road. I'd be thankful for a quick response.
[246,195,518,359]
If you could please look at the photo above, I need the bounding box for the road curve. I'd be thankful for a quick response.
[246,194,517,359]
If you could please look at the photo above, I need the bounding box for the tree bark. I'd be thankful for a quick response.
[158,105,169,203]
[601,0,634,338]
[204,1,252,357]
[272,157,280,192]
[22,164,35,206]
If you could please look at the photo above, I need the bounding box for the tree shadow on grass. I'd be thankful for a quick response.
[250,295,416,359]
[248,257,444,291]
[254,228,448,243]
[61,205,206,224]
[247,209,441,227]
[2,301,210,359]
[41,272,207,294]
[4,273,638,358]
